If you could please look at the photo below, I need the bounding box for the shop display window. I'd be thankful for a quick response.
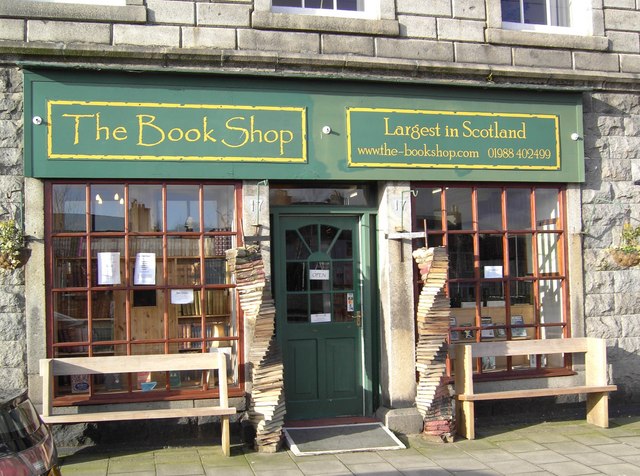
[414,184,569,377]
[47,181,242,401]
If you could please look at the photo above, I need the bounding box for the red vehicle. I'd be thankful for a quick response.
[0,389,60,476]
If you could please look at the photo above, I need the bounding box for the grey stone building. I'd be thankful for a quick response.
[0,0,639,445]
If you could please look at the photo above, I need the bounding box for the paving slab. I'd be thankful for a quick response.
[56,416,640,476]
[538,460,600,475]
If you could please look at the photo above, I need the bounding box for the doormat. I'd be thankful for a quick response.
[283,422,406,456]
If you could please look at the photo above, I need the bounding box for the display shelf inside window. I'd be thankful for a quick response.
[176,290,232,347]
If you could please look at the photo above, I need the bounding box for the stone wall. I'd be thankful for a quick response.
[0,66,26,391]
[0,1,638,83]
[0,0,639,406]
[582,91,640,401]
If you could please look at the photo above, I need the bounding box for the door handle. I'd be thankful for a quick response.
[354,311,362,327]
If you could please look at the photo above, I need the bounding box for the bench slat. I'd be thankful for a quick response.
[41,406,236,424]
[453,338,590,359]
[454,338,616,441]
[40,353,233,456]
[43,353,223,376]
[457,385,617,401]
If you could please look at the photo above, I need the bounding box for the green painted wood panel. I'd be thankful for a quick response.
[25,69,584,183]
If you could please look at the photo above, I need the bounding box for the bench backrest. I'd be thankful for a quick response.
[456,337,591,359]
[40,352,226,376]
[39,352,229,417]
[454,337,609,396]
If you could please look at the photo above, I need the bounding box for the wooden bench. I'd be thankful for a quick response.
[454,338,617,440]
[39,352,236,456]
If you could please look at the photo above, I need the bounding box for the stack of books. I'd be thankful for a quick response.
[412,247,454,438]
[227,246,285,452]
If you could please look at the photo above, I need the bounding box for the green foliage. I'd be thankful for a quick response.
[0,219,24,271]
[618,223,640,254]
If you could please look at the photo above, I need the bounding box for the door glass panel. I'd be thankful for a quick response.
[539,279,563,326]
[449,234,474,278]
[535,189,560,230]
[507,189,531,229]
[270,185,374,206]
[287,262,307,291]
[91,237,125,287]
[203,185,235,231]
[286,230,311,259]
[52,184,86,232]
[449,282,476,309]
[510,280,534,306]
[508,234,533,278]
[91,185,124,231]
[329,229,352,259]
[53,237,87,288]
[537,233,560,275]
[310,261,331,291]
[477,188,502,230]
[91,185,125,232]
[310,293,332,318]
[332,262,353,290]
[479,234,503,275]
[445,188,473,230]
[427,234,443,247]
[129,236,163,286]
[167,185,200,232]
[320,225,339,253]
[333,293,351,322]
[287,294,308,323]
[129,185,162,232]
[299,225,318,253]
[168,237,200,285]
[481,281,505,308]
[286,230,306,260]
[415,187,443,231]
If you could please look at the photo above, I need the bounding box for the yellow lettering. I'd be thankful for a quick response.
[62,113,95,145]
[137,114,165,147]
[279,130,293,155]
[184,128,201,142]
[203,117,216,143]
[167,128,184,142]
[222,116,249,148]
[112,126,127,141]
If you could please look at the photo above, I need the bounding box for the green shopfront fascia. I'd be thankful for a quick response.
[25,69,584,420]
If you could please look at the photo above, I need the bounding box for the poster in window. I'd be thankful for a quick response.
[480,316,495,338]
[97,252,121,285]
[134,252,156,285]
[511,315,527,338]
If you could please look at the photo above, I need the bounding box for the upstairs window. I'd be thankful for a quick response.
[500,0,590,33]
[272,0,377,18]
[26,0,126,4]
[502,0,569,27]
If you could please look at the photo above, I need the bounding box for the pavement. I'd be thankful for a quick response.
[57,415,640,475]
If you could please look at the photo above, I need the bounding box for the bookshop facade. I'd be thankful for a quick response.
[24,69,585,424]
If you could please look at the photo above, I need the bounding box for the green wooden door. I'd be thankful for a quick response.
[275,215,364,420]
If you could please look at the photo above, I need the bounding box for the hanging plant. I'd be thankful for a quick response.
[0,219,25,271]
[610,223,640,268]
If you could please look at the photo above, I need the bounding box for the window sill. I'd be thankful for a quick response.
[252,11,399,37]
[0,1,146,24]
[486,28,608,52]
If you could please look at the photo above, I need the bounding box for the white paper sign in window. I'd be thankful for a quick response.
[171,289,194,305]
[484,265,503,279]
[97,252,121,285]
[310,313,331,323]
[134,253,156,285]
[309,269,330,280]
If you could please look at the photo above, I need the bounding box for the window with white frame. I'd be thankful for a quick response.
[500,0,591,34]
[271,0,378,19]
[26,0,126,4]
